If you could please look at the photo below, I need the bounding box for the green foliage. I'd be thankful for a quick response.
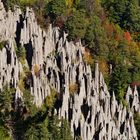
[16,45,26,65]
[2,0,16,11]
[0,84,35,139]
[48,116,73,140]
[59,119,73,140]
[47,116,61,140]
[22,89,36,115]
[18,72,37,116]
[0,86,15,139]
[102,0,140,32]
[3,0,36,11]
[2,0,140,139]
[24,113,73,140]
[0,86,15,119]
[46,0,67,20]
[0,41,8,51]
[25,119,49,140]
[109,64,131,101]
[65,9,88,40]
[0,85,72,140]
[84,16,108,57]
[0,126,11,140]
[18,73,26,92]
[19,0,36,6]
[78,0,103,16]
[44,88,57,113]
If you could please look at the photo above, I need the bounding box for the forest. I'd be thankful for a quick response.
[1,0,140,139]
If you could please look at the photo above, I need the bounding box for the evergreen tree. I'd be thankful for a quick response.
[60,119,73,140]
[102,0,140,32]
[65,9,88,40]
[84,15,108,58]
[109,64,131,102]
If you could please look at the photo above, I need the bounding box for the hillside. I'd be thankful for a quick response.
[0,0,140,140]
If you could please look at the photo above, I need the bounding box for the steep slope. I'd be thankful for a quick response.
[0,1,139,140]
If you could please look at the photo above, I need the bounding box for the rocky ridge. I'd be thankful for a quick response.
[0,1,139,140]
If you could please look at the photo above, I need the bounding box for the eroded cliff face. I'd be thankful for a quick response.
[0,1,139,140]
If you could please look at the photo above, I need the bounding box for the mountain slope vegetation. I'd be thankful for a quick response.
[1,0,140,139]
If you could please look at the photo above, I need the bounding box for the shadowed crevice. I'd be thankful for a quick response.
[24,40,33,69]
[15,15,24,48]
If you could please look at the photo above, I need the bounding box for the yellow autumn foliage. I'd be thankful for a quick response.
[99,59,109,76]
[83,51,94,65]
[69,83,78,95]
[33,64,40,76]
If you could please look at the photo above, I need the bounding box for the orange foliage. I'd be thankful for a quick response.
[131,81,140,88]
[115,34,121,41]
[103,22,114,38]
[124,31,132,44]
[103,21,123,42]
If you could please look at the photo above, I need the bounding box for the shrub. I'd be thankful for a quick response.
[83,50,94,65]
[16,45,26,65]
[54,16,65,28]
[33,64,40,77]
[44,88,57,113]
[18,73,26,92]
[18,70,31,92]
[69,83,78,95]
[34,10,48,29]
[0,41,8,51]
